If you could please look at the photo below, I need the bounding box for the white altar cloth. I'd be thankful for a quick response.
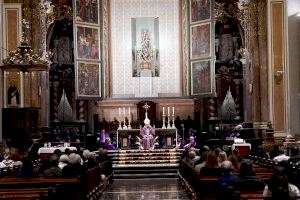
[38,146,77,154]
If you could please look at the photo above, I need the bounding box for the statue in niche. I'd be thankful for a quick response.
[137,29,154,70]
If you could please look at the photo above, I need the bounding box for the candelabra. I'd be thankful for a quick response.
[128,118,132,129]
[162,113,166,129]
[167,110,171,129]
[171,112,175,129]
[118,120,122,130]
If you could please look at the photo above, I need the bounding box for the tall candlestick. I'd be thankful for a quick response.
[123,107,125,116]
[163,107,165,116]
[119,107,121,117]
[172,106,174,116]
[128,107,131,118]
[128,107,131,129]
[167,106,170,116]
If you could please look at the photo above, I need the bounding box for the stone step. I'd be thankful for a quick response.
[113,163,180,169]
[112,159,179,165]
[113,172,178,179]
[110,155,180,161]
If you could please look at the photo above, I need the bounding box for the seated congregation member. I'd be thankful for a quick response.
[58,154,69,169]
[273,148,290,164]
[218,160,237,186]
[228,155,240,173]
[97,148,110,163]
[62,153,84,177]
[236,160,265,191]
[199,150,222,175]
[43,155,62,177]
[19,156,38,178]
[218,151,228,165]
[188,149,200,166]
[0,154,14,168]
[263,167,300,199]
[83,152,98,170]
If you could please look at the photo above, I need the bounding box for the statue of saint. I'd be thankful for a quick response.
[140,118,155,150]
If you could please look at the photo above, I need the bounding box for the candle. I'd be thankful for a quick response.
[167,107,170,116]
[163,107,165,116]
[119,107,121,117]
[128,107,131,120]
[172,106,174,116]
[123,107,125,117]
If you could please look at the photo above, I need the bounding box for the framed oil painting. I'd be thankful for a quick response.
[75,0,99,25]
[190,0,211,23]
[190,23,211,60]
[76,61,101,98]
[76,25,100,61]
[4,71,21,107]
[191,60,212,95]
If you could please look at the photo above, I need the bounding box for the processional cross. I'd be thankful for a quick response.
[143,103,150,123]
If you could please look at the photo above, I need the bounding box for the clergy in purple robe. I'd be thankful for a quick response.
[140,119,155,150]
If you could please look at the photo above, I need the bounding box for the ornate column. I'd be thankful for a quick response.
[234,79,242,120]
[38,0,54,127]
[52,81,59,122]
[78,100,85,122]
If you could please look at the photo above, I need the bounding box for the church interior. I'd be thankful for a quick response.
[0,0,300,199]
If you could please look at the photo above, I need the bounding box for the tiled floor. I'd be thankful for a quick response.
[100,178,190,200]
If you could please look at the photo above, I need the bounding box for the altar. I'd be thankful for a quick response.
[117,128,178,149]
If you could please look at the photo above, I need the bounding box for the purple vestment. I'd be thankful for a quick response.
[140,125,155,150]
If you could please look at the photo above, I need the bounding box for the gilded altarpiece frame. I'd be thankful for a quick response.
[189,0,215,96]
[73,0,102,99]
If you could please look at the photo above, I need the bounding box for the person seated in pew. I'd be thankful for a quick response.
[228,154,240,173]
[58,154,69,169]
[236,160,265,191]
[19,156,38,178]
[273,148,290,163]
[218,160,237,186]
[199,150,222,175]
[62,153,84,178]
[43,155,62,177]
[83,152,98,170]
[263,167,300,199]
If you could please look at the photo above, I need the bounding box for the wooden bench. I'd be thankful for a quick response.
[0,188,51,200]
[0,177,81,200]
[84,160,113,200]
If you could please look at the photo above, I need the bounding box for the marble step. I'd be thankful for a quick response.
[112,159,179,165]
[108,152,181,157]
[113,172,178,179]
[113,163,180,169]
[110,155,180,161]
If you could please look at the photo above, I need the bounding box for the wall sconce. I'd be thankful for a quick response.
[274,70,284,85]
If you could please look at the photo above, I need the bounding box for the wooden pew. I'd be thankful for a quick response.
[0,177,81,200]
[0,188,51,200]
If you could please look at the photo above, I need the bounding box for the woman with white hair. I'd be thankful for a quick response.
[58,154,69,169]
[62,153,84,177]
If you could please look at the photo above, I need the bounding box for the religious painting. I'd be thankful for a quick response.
[5,71,21,107]
[76,61,101,98]
[76,25,100,60]
[132,17,160,77]
[191,60,212,95]
[75,0,99,25]
[190,23,211,60]
[190,0,211,23]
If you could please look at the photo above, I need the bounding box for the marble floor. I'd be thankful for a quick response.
[100,178,190,200]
